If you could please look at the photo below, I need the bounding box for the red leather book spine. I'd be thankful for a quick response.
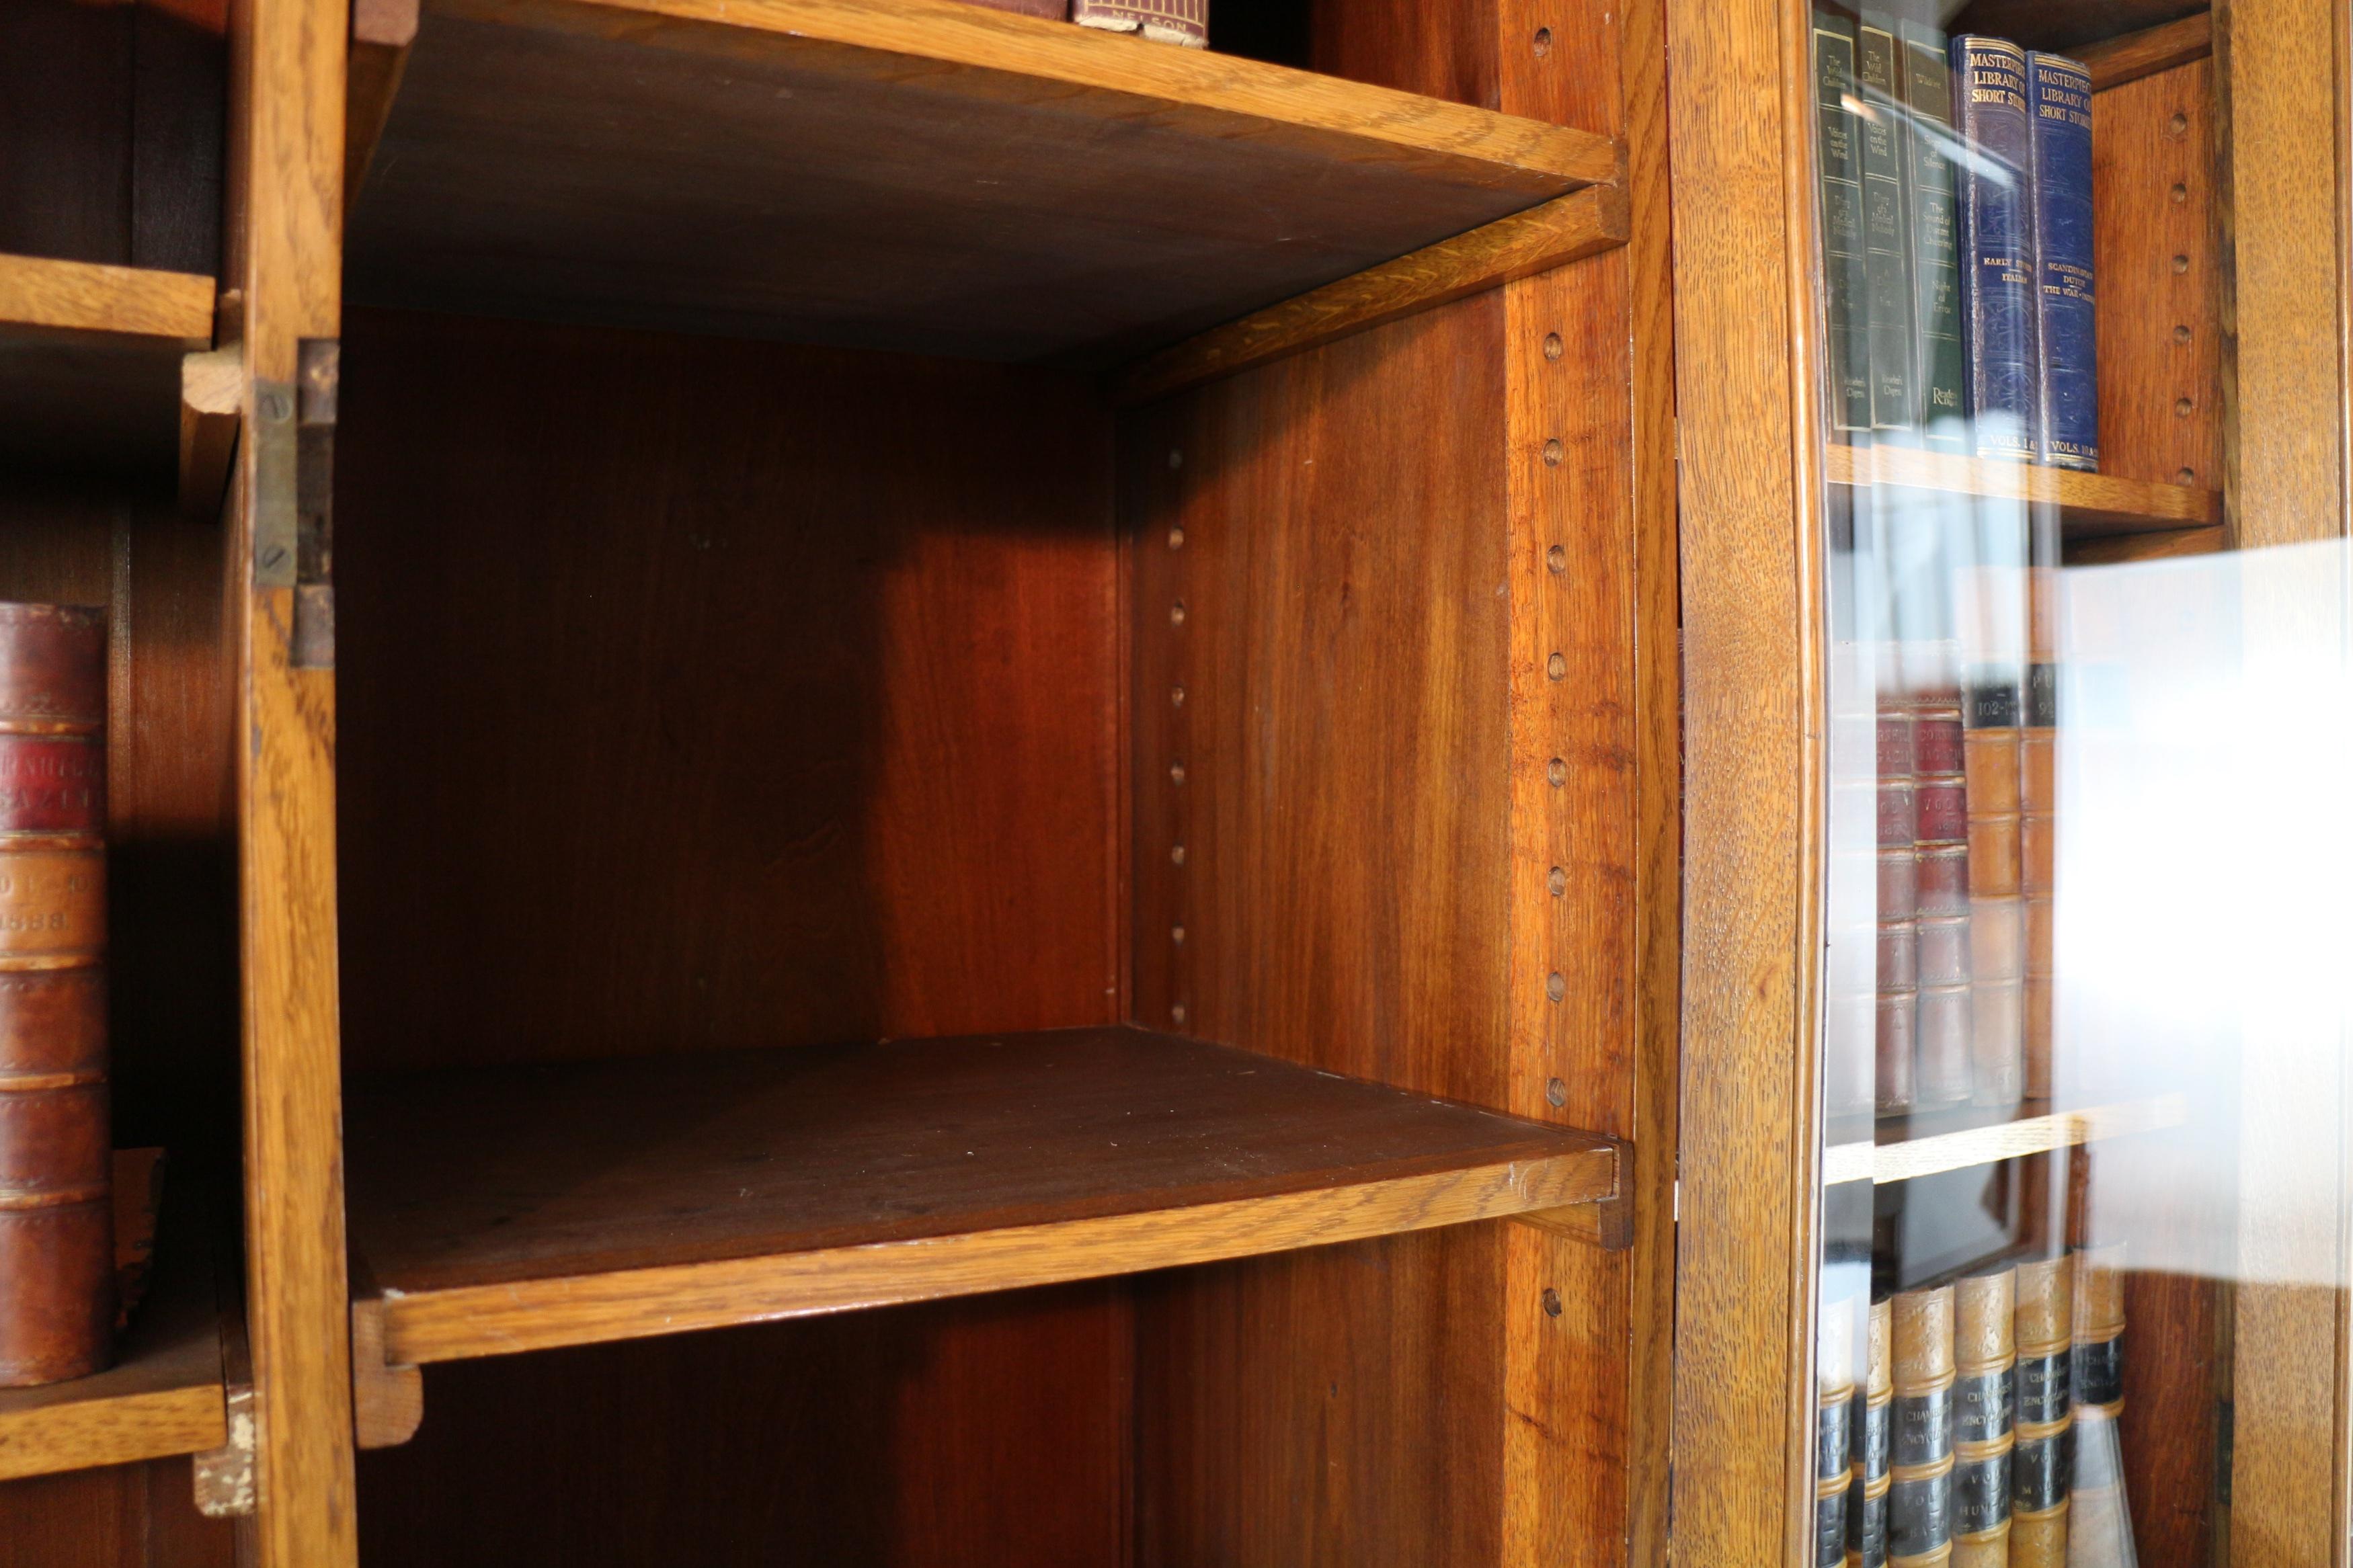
[1874,667,1918,1116]
[1911,667,1972,1108]
[0,603,111,1388]
[1072,0,1207,45]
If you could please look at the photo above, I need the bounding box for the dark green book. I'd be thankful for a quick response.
[1899,20,1968,451]
[1814,9,1872,438]
[1856,13,1917,438]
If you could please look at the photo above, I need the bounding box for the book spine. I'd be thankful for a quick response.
[1851,1298,1895,1568]
[1950,37,2038,462]
[1816,13,1875,439]
[0,604,111,1389]
[2022,560,2060,1098]
[1958,560,2026,1108]
[1071,0,1205,46]
[1821,1300,1860,1568]
[2069,1245,2132,1566]
[1913,671,1973,1108]
[1856,15,1917,437]
[2028,54,2098,472]
[1876,670,1919,1115]
[1900,22,1968,450]
[1890,1285,1956,1567]
[1952,1271,2016,1567]
[2013,1255,2075,1567]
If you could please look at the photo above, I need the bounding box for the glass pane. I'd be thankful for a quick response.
[1802,7,2350,1566]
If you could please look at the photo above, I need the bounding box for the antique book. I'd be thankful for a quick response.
[1952,1270,2016,1567]
[2028,53,2098,471]
[1820,1298,1859,1568]
[1856,13,1918,438]
[2069,1245,2130,1565]
[1815,9,1874,439]
[1912,669,1974,1108]
[1899,20,1968,450]
[1890,1285,1956,1567]
[2012,1255,2075,1567]
[1950,36,2038,462]
[1850,1297,1894,1568]
[0,603,112,1388]
[1876,665,1920,1114]
[2022,546,2060,1096]
[1957,561,2026,1107]
[1071,0,1206,46]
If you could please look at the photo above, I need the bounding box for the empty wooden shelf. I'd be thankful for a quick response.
[1821,1093,2191,1187]
[1824,442,2222,535]
[343,1027,1617,1366]
[344,0,1622,364]
[0,1233,227,1483]
[0,253,214,479]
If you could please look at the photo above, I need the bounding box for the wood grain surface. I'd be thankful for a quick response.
[1948,0,2208,53]
[333,309,1119,1071]
[1662,0,1822,1563]
[2094,56,2227,499]
[2079,10,2212,89]
[344,0,1615,364]
[343,1028,1613,1365]
[1823,444,2220,533]
[1113,183,1629,406]
[225,0,360,1559]
[1820,1094,2191,1187]
[0,255,212,346]
[0,1227,225,1483]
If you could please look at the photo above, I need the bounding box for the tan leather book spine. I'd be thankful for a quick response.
[1890,1285,1956,1567]
[2011,1255,2073,1565]
[0,603,110,1388]
[1952,1270,2016,1566]
[2020,564,2059,1098]
[1957,562,2025,1110]
[1071,0,1206,46]
[1851,1296,1894,1567]
[1820,1301,1859,1568]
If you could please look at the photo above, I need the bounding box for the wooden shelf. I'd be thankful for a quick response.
[344,0,1621,366]
[1823,1093,2190,1187]
[1825,442,2222,536]
[344,1027,1618,1367]
[0,1225,228,1483]
[0,252,216,481]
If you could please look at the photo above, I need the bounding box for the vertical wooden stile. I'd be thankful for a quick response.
[1661,0,1826,1563]
[223,0,357,1561]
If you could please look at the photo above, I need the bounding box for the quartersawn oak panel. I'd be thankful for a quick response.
[346,0,1614,364]
[343,1027,1615,1364]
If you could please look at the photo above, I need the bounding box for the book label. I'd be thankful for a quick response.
[2013,1428,2072,1512]
[1954,1450,2013,1534]
[1821,1395,1856,1479]
[1860,1397,1892,1481]
[0,736,102,833]
[1817,1487,1851,1567]
[1954,1366,2015,1445]
[2017,1350,2070,1425]
[2073,1334,2122,1409]
[1888,1471,1953,1557]
[0,848,104,957]
[1892,1387,1952,1467]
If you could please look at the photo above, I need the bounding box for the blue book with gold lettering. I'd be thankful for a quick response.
[1949,37,2036,462]
[2028,52,2098,470]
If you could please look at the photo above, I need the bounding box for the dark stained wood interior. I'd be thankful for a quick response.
[1946,0,2208,53]
[345,0,1610,364]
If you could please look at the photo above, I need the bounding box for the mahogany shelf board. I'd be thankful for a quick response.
[344,1027,1618,1366]
[1821,1092,2190,1187]
[1824,442,2222,536]
[0,1233,227,1482]
[0,253,214,483]
[344,0,1618,364]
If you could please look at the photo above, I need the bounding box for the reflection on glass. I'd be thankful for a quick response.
[1806,5,2347,1565]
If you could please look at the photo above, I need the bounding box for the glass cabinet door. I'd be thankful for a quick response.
[1801,5,2349,1566]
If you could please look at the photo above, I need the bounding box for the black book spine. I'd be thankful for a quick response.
[1814,11,1873,439]
[1898,21,1967,450]
[1856,13,1917,437]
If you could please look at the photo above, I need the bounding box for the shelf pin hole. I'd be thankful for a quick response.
[1548,866,1568,896]
[2176,397,2194,418]
[1546,973,1566,1002]
[1172,925,1185,946]
[2174,325,2192,343]
[1547,653,1566,681]
[1542,1288,1563,1317]
[1546,757,1567,787]
[1543,332,1564,360]
[1171,1003,1187,1026]
[2172,253,2190,274]
[1171,844,1186,866]
[1168,526,1185,550]
[1532,26,1552,56]
[1543,438,1564,466]
[1170,600,1187,626]
[1546,1077,1567,1108]
[1170,761,1187,785]
[1546,544,1568,573]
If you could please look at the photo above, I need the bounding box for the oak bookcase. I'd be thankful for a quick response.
[1,0,2343,1563]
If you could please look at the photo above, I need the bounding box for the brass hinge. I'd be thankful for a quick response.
[251,339,337,669]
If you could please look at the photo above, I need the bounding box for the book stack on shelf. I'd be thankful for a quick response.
[1813,11,2098,470]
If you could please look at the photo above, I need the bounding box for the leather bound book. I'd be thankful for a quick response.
[2012,1255,2074,1568]
[1814,9,1874,440]
[1856,13,1918,439]
[2027,54,2097,472]
[1820,1301,1860,1568]
[1890,1286,1956,1567]
[2067,1245,2130,1565]
[1850,1298,1894,1568]
[1072,0,1205,46]
[1899,20,1967,451]
[1951,1271,2016,1568]
[1912,675,1972,1108]
[1958,563,2026,1108]
[1949,36,2038,462]
[2022,561,2059,1098]
[0,603,111,1388]
[1876,679,1919,1114]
